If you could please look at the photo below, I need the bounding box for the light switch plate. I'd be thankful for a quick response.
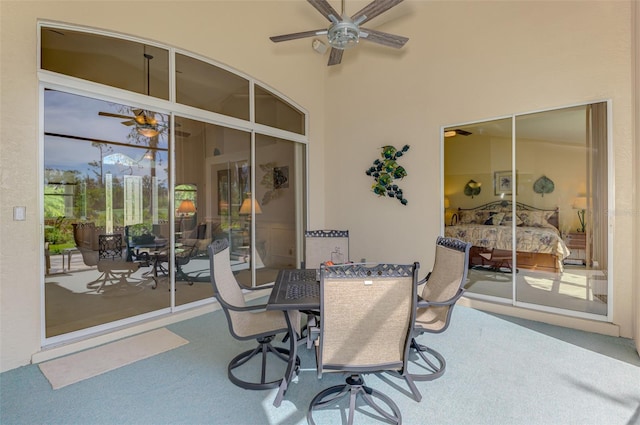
[13,206,26,221]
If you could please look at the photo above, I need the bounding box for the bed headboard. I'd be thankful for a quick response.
[456,201,559,230]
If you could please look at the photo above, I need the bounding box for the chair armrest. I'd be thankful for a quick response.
[417,288,465,308]
[239,283,275,291]
[417,271,432,286]
[222,302,269,313]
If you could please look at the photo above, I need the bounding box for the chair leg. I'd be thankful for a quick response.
[308,375,401,425]
[227,336,300,391]
[408,337,446,381]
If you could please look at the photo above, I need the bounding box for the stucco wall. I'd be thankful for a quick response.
[1,0,637,372]
[322,2,635,333]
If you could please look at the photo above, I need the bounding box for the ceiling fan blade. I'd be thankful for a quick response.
[270,29,327,43]
[351,0,405,25]
[307,0,341,22]
[359,27,408,49]
[122,121,135,126]
[98,112,132,120]
[175,130,191,138]
[327,48,344,66]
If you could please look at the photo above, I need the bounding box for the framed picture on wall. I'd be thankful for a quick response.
[494,170,516,196]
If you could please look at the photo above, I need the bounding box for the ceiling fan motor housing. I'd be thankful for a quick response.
[328,18,360,49]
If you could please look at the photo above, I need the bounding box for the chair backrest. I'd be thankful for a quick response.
[72,222,125,251]
[317,262,418,376]
[73,222,125,266]
[98,234,124,260]
[420,237,471,330]
[208,239,251,339]
[304,230,349,268]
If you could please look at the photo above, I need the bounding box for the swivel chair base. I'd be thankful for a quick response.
[308,375,402,425]
[408,338,446,381]
[228,336,300,391]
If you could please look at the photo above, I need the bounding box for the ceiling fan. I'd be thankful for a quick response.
[270,0,409,66]
[98,109,190,138]
[444,129,473,137]
[99,51,189,138]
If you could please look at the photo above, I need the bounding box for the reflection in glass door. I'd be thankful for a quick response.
[444,118,513,301]
[43,89,171,337]
[174,118,251,304]
[443,103,609,319]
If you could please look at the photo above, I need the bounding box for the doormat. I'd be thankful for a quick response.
[39,328,189,389]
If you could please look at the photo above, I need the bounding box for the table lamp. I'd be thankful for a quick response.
[572,196,587,233]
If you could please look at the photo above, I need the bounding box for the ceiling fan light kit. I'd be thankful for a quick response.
[270,0,409,66]
[136,123,160,138]
[312,38,328,54]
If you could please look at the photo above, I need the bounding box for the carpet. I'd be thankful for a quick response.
[2,307,638,425]
[38,328,188,389]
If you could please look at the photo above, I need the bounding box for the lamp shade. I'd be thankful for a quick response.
[573,196,587,210]
[239,194,262,215]
[177,199,196,214]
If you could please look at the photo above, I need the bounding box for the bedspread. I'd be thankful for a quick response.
[444,224,571,260]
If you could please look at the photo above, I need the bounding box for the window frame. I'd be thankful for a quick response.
[38,21,310,346]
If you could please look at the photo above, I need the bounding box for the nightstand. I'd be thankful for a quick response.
[564,232,586,265]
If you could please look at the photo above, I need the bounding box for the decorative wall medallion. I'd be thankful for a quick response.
[533,175,555,197]
[365,145,410,205]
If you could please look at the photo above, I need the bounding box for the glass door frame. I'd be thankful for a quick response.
[441,100,613,322]
[38,22,310,347]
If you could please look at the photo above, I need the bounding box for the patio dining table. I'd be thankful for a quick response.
[266,268,320,407]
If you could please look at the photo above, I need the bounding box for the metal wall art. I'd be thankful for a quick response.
[365,145,410,205]
[259,162,286,205]
[464,180,482,198]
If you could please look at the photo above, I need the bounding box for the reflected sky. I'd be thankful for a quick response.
[44,89,169,183]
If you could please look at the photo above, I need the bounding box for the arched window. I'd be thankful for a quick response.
[40,23,308,341]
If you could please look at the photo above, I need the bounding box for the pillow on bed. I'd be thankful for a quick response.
[460,210,501,224]
[500,213,524,226]
[483,212,505,225]
[459,210,481,224]
[517,210,556,228]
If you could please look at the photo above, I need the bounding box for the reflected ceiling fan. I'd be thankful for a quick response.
[270,0,409,66]
[99,51,189,138]
[98,109,191,138]
[444,129,473,137]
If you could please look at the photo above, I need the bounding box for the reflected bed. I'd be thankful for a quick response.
[445,201,570,273]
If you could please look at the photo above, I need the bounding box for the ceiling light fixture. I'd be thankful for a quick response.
[137,124,159,138]
[312,38,328,54]
[136,51,160,138]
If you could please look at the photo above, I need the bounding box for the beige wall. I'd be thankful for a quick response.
[322,2,636,336]
[0,0,637,372]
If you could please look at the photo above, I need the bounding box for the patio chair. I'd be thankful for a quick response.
[408,237,471,385]
[302,229,349,348]
[208,239,300,390]
[303,229,349,268]
[149,243,198,289]
[307,262,419,425]
[72,223,140,293]
[478,248,515,273]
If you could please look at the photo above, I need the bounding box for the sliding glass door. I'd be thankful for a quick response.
[44,90,171,337]
[40,23,308,340]
[443,102,610,319]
